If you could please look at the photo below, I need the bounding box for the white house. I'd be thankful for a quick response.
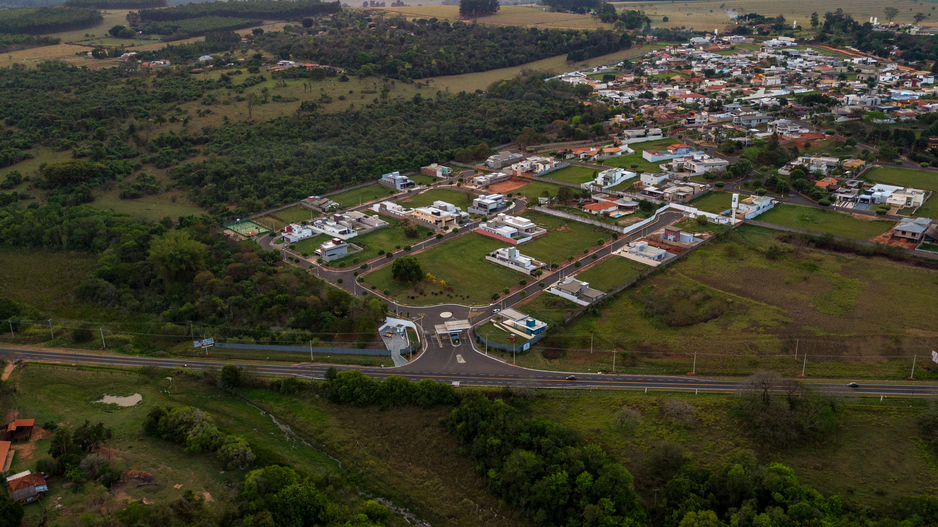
[316,238,349,261]
[627,241,669,262]
[311,217,357,240]
[474,172,512,187]
[378,172,415,191]
[478,213,546,244]
[641,173,670,187]
[583,167,637,189]
[736,195,775,219]
[485,247,546,275]
[468,194,507,215]
[282,223,315,243]
[642,144,697,162]
[498,308,548,336]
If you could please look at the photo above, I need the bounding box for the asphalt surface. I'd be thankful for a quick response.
[1,347,935,397]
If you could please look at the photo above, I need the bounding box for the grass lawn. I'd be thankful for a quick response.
[329,184,396,208]
[512,223,938,378]
[257,204,318,230]
[544,165,599,184]
[919,242,938,252]
[519,210,614,263]
[512,179,563,200]
[291,234,332,257]
[363,233,523,306]
[476,321,518,346]
[396,188,475,209]
[602,139,678,174]
[329,218,433,266]
[802,140,857,158]
[688,191,732,214]
[408,174,437,186]
[574,256,647,292]
[516,292,581,326]
[756,203,894,240]
[866,166,938,194]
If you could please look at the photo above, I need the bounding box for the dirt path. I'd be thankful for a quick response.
[1,363,14,381]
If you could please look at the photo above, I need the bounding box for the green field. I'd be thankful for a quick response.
[363,233,523,306]
[516,291,581,326]
[756,204,894,240]
[328,184,396,208]
[573,256,646,292]
[291,233,332,257]
[542,165,597,184]
[396,188,475,209]
[476,320,518,346]
[257,204,318,230]
[512,179,563,200]
[408,174,437,186]
[508,224,938,377]
[603,139,678,173]
[519,211,614,264]
[328,218,433,266]
[0,248,104,321]
[688,191,732,214]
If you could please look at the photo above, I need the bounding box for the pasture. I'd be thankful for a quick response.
[363,233,523,306]
[756,203,894,240]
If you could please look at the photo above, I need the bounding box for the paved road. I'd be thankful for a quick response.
[1,347,934,396]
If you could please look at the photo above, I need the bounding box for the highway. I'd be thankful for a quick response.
[1,347,935,397]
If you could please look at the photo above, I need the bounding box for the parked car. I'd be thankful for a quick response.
[847,382,859,388]
[565,375,577,381]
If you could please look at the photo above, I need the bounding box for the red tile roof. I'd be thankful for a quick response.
[583,202,618,212]
[7,419,33,432]
[7,473,45,492]
[0,441,9,469]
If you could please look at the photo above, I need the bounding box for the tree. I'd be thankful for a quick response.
[148,230,208,285]
[325,366,338,382]
[222,364,241,388]
[391,256,422,283]
[810,12,819,27]
[460,0,499,18]
[884,6,899,21]
[679,510,727,527]
[914,12,926,24]
[0,490,23,527]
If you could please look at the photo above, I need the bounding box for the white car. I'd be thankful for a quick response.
[492,308,500,314]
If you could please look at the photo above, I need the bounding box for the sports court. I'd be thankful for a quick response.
[225,220,271,237]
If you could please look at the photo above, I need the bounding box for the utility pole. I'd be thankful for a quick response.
[48,319,54,340]
[612,348,617,373]
[795,338,799,359]
[692,351,697,375]
[7,320,12,338]
[513,343,516,365]
[310,340,314,363]
[801,354,807,377]
[590,332,593,354]
[910,354,917,380]
[100,328,106,349]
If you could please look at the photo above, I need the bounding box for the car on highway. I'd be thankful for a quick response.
[565,375,576,381]
[847,382,859,388]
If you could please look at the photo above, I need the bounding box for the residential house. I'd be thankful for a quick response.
[626,241,670,262]
[509,156,561,176]
[643,144,697,162]
[547,277,606,306]
[583,201,620,215]
[661,154,728,175]
[1,420,33,443]
[6,471,47,505]
[661,227,701,244]
[486,151,525,169]
[498,308,548,336]
[779,156,840,176]
[583,167,637,189]
[378,172,415,191]
[282,223,315,244]
[305,196,339,212]
[619,127,664,144]
[478,213,546,244]
[311,216,357,240]
[468,194,507,215]
[815,177,840,191]
[409,203,461,228]
[641,173,670,187]
[474,172,512,187]
[733,111,772,127]
[420,164,451,178]
[373,201,413,217]
[893,217,933,242]
[735,195,775,219]
[485,247,546,275]
[316,238,350,262]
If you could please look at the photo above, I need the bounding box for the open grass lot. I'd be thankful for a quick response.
[476,320,517,346]
[328,218,433,266]
[291,233,332,256]
[510,224,938,377]
[603,138,678,173]
[519,210,614,263]
[408,174,437,186]
[396,188,475,209]
[688,191,732,214]
[329,183,396,208]
[756,203,894,240]
[516,291,581,326]
[92,188,206,222]
[511,179,562,200]
[574,256,647,292]
[257,205,318,231]
[4,366,341,524]
[525,391,938,515]
[363,233,522,306]
[542,165,597,185]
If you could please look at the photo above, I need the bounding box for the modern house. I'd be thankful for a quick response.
[509,156,561,176]
[547,277,606,306]
[311,216,358,240]
[485,151,525,169]
[640,173,670,187]
[626,241,670,262]
[661,227,701,244]
[373,201,413,217]
[478,213,546,244]
[468,194,507,215]
[6,471,47,505]
[893,217,933,242]
[420,164,451,178]
[619,127,664,144]
[473,172,512,188]
[583,168,637,189]
[498,308,548,336]
[661,154,729,176]
[282,223,315,244]
[642,144,698,162]
[732,111,772,127]
[736,196,775,219]
[305,196,339,212]
[378,172,415,191]
[316,238,350,261]
[485,247,546,275]
[409,204,460,228]
[0,420,33,443]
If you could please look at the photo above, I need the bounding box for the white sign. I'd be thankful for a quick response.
[932,350,938,364]
[193,338,214,348]
[731,193,739,208]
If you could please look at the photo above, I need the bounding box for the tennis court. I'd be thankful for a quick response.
[225,220,271,237]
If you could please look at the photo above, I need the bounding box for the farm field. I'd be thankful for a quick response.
[688,191,732,214]
[512,224,938,377]
[519,210,614,263]
[363,233,523,306]
[329,183,396,208]
[328,218,433,266]
[756,203,894,240]
[573,255,647,292]
[542,165,597,185]
[396,188,475,209]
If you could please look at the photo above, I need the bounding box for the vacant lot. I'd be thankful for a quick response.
[363,233,523,306]
[688,191,732,214]
[516,292,581,326]
[520,224,938,377]
[543,165,597,185]
[292,233,332,256]
[756,204,894,240]
[574,256,647,292]
[397,188,475,209]
[329,218,433,266]
[329,184,396,208]
[511,179,563,200]
[257,204,318,230]
[603,138,678,173]
[519,210,614,263]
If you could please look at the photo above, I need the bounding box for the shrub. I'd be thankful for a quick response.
[611,407,642,433]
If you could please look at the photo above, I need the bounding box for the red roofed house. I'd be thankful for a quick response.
[1,419,34,443]
[815,177,840,191]
[7,472,48,504]
[582,201,619,215]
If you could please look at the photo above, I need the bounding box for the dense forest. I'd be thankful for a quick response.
[258,15,632,79]
[0,6,102,34]
[0,33,59,52]
[63,0,165,8]
[137,15,263,38]
[128,0,340,24]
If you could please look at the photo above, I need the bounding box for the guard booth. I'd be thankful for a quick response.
[433,320,470,345]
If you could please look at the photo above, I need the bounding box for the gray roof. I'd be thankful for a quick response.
[898,217,933,234]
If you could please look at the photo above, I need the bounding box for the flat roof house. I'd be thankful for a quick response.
[485,247,546,275]
[468,194,507,215]
[316,238,350,262]
[474,172,512,188]
[547,277,606,306]
[498,308,548,336]
[409,206,457,228]
[486,151,525,169]
[378,171,415,191]
[282,223,315,244]
[643,144,697,162]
